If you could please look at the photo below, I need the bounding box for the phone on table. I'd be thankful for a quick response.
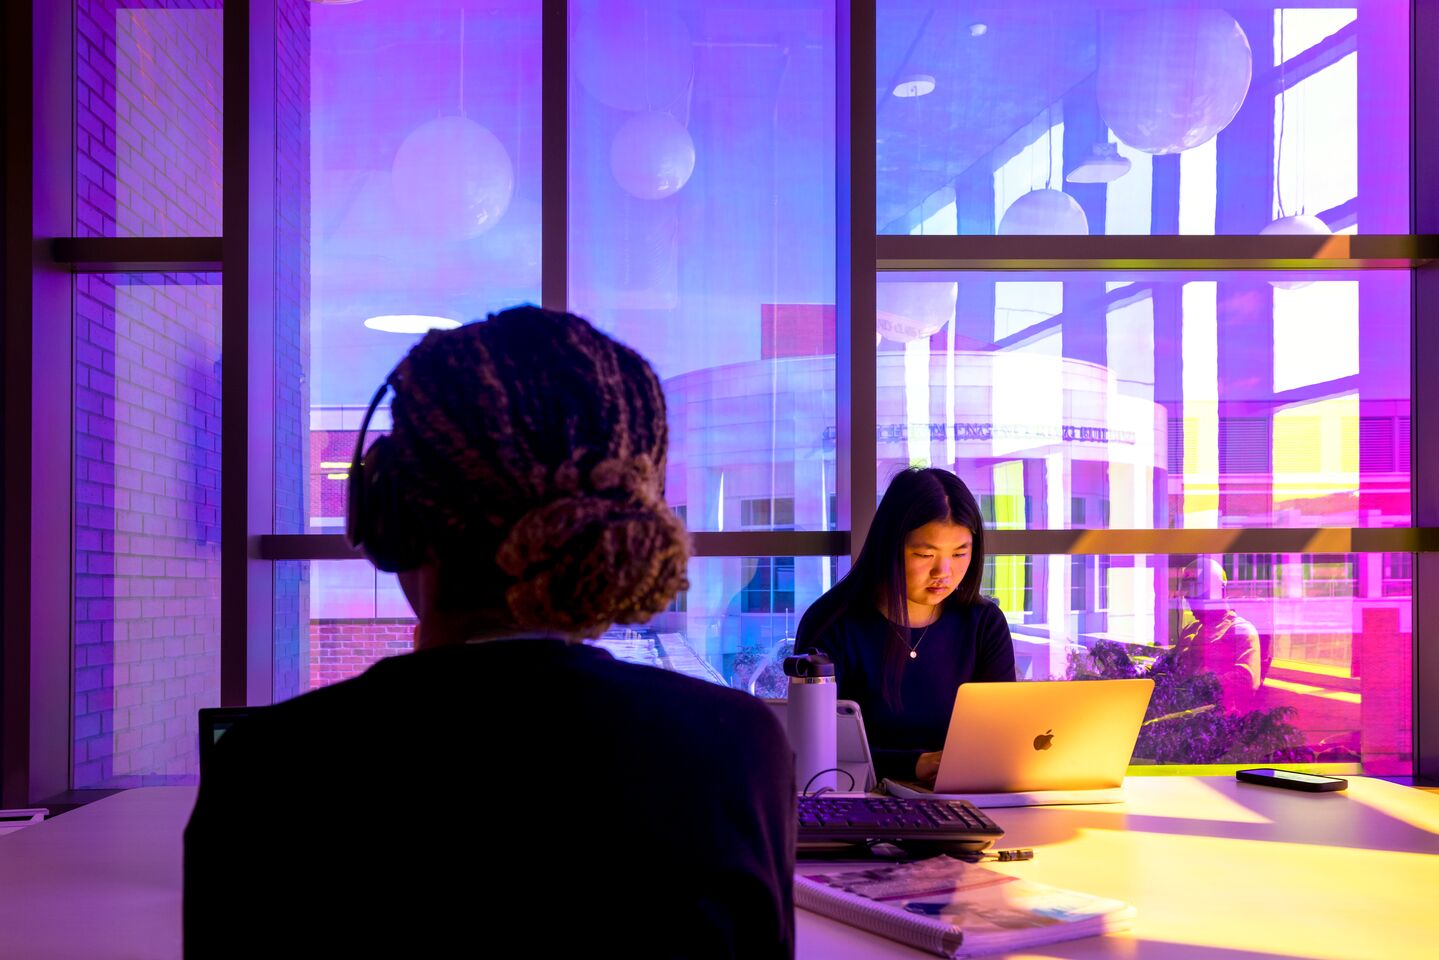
[1235,768,1347,792]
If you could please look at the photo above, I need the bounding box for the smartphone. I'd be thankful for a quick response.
[1236,768,1347,792]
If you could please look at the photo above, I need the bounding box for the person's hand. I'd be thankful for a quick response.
[915,751,943,782]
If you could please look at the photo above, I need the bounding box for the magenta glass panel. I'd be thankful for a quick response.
[875,270,1410,530]
[569,0,838,531]
[304,545,1407,771]
[306,0,541,532]
[75,1,224,237]
[73,273,222,788]
[876,1,1410,235]
[988,551,1409,775]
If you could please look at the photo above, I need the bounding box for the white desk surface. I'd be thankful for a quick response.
[799,776,1439,959]
[1,777,1437,959]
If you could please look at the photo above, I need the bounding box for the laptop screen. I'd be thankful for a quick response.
[197,706,262,770]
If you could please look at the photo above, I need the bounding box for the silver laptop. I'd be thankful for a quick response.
[885,679,1154,805]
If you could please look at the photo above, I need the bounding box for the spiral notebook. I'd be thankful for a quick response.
[796,856,1135,958]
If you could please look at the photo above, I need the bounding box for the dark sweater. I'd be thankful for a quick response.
[184,639,796,959]
[796,599,1016,781]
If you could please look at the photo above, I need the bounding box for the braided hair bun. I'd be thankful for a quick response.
[384,306,690,635]
[497,487,688,633]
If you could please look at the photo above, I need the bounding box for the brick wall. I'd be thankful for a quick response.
[310,428,360,524]
[74,273,224,788]
[73,0,225,788]
[273,0,312,703]
[76,1,223,238]
[71,0,312,784]
[310,620,416,690]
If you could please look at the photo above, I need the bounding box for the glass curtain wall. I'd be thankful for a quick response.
[872,0,1412,773]
[59,0,1420,785]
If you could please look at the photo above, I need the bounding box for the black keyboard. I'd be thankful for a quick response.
[796,794,1004,856]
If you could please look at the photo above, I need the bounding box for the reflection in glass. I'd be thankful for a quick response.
[295,543,1408,773]
[308,0,542,456]
[1038,552,1410,775]
[302,555,841,701]
[609,557,842,696]
[877,1,1408,235]
[875,271,1410,530]
[570,0,838,531]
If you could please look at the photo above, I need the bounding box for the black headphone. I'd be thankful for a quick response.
[346,381,428,573]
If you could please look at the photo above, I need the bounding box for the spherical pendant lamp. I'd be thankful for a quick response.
[391,116,514,241]
[998,189,1089,235]
[573,2,694,112]
[1260,214,1332,290]
[610,112,696,200]
[1097,10,1252,155]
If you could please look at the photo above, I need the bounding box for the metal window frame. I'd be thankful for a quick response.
[1412,0,1438,784]
[5,0,1437,806]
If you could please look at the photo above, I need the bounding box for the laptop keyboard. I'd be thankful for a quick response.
[796,794,1004,855]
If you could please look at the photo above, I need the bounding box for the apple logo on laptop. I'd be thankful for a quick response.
[1033,729,1054,751]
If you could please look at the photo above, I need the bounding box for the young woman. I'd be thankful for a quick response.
[796,467,1016,783]
[184,306,795,958]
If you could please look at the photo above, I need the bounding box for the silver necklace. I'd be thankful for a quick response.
[906,615,939,659]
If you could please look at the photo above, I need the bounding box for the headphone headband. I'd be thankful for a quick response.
[345,381,394,554]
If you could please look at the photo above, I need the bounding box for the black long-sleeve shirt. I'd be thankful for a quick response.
[184,639,796,958]
[797,599,1016,781]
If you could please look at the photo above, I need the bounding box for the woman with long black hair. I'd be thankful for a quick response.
[796,467,1016,783]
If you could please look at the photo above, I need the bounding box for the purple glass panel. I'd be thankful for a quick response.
[569,0,839,531]
[306,0,542,532]
[876,1,1410,235]
[302,555,841,695]
[989,551,1409,775]
[73,273,222,788]
[273,0,311,703]
[75,1,224,237]
[615,556,842,693]
[876,270,1411,530]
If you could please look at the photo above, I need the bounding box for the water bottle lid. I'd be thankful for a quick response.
[782,651,835,679]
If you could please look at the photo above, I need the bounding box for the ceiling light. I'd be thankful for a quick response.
[1065,142,1133,184]
[363,315,462,334]
[892,74,935,98]
[1259,215,1332,290]
[968,23,988,37]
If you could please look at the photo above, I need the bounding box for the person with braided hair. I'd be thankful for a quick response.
[184,306,796,958]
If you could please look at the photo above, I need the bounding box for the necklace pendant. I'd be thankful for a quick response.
[909,649,918,659]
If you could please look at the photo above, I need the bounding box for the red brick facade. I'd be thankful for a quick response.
[309,620,417,690]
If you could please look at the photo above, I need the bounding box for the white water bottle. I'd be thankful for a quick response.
[784,652,837,794]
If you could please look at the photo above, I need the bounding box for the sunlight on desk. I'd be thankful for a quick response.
[1064,777,1273,825]
[1344,777,1439,834]
[995,827,1439,960]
